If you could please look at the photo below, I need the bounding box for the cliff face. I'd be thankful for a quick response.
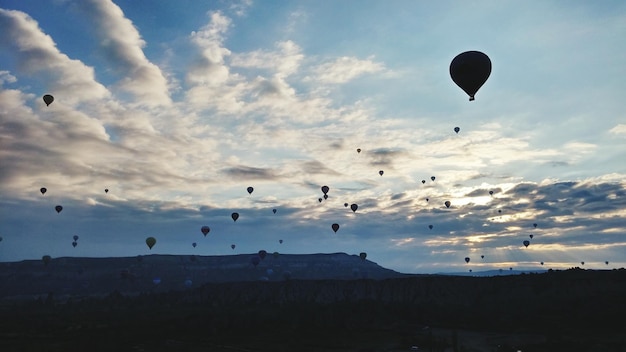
[0,253,407,298]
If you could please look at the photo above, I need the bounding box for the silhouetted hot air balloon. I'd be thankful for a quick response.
[321,185,329,194]
[533,223,538,228]
[72,241,77,248]
[201,226,210,236]
[444,201,451,208]
[42,255,51,266]
[279,239,283,244]
[465,257,470,263]
[43,94,54,106]
[359,252,367,261]
[421,180,426,184]
[489,190,494,196]
[540,261,544,265]
[104,188,109,194]
[40,187,47,195]
[379,170,384,176]
[272,209,277,214]
[0,236,3,242]
[250,256,260,268]
[481,255,484,259]
[529,234,534,239]
[231,212,239,222]
[146,237,156,249]
[454,127,460,134]
[318,198,323,203]
[350,204,358,213]
[523,240,530,248]
[450,51,491,101]
[192,242,197,248]
[428,225,433,230]
[331,223,340,233]
[247,186,254,195]
[580,261,585,266]
[344,203,349,207]
[231,244,236,250]
[425,198,429,202]
[356,148,361,153]
[431,176,436,181]
[606,261,609,265]
[323,194,328,200]
[55,205,63,213]
[73,235,79,241]
[258,250,267,260]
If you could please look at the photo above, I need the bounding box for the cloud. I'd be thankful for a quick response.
[0,71,17,85]
[308,56,386,84]
[231,40,304,78]
[0,9,110,105]
[609,124,626,136]
[221,165,281,181]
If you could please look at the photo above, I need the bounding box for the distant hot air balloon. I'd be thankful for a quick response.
[42,255,52,266]
[247,186,254,195]
[318,198,323,203]
[428,225,433,230]
[533,223,538,228]
[0,236,3,242]
[605,261,609,265]
[359,252,367,261]
[258,250,267,260]
[498,209,502,213]
[421,180,426,184]
[250,256,260,268]
[192,242,197,248]
[529,234,534,239]
[73,235,79,241]
[201,226,210,236]
[323,194,328,200]
[454,127,460,134]
[431,176,436,181]
[425,198,429,202]
[72,241,77,248]
[146,237,156,249]
[580,261,585,266]
[540,261,544,265]
[231,244,236,250]
[350,204,358,213]
[272,209,277,214]
[104,188,109,194]
[481,255,484,259]
[523,240,530,248]
[444,201,451,208]
[279,239,283,244]
[321,185,329,195]
[449,51,492,101]
[356,148,361,153]
[331,223,340,233]
[55,205,63,213]
[465,257,470,263]
[379,170,384,176]
[344,203,349,207]
[489,190,494,196]
[40,187,47,195]
[43,94,54,106]
[231,212,239,222]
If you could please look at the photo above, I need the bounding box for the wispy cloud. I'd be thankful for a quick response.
[308,56,387,84]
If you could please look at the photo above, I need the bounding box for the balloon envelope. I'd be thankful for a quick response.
[231,212,239,222]
[454,127,460,134]
[428,225,433,230]
[321,185,329,194]
[55,205,63,213]
[431,176,436,181]
[73,235,79,241]
[379,170,384,176]
[43,94,54,106]
[350,204,358,212]
[464,257,470,263]
[359,252,367,261]
[444,201,451,208]
[449,51,492,101]
[231,244,236,250]
[104,188,109,193]
[247,186,254,194]
[40,187,47,195]
[331,223,340,233]
[146,237,156,249]
[272,209,277,214]
[356,148,361,153]
[523,240,530,248]
[201,226,210,236]
[72,241,77,248]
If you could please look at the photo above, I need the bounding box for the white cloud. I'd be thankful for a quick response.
[231,40,304,78]
[0,71,17,85]
[609,124,626,136]
[308,56,387,84]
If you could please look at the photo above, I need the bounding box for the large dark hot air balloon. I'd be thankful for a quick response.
[356,148,361,153]
[55,205,63,213]
[247,186,254,195]
[450,51,491,101]
[421,180,426,184]
[40,187,47,195]
[350,204,358,213]
[318,198,323,203]
[321,185,329,194]
[431,176,436,181]
[454,127,460,134]
[272,209,277,214]
[104,188,109,194]
[428,225,433,230]
[379,170,384,176]
[529,234,534,239]
[331,223,340,233]
[444,201,451,208]
[231,212,239,222]
[43,94,54,106]
[359,252,367,261]
[464,257,470,263]
[201,226,210,236]
[146,237,156,249]
[523,240,530,248]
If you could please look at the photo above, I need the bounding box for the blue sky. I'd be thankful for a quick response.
[0,0,625,274]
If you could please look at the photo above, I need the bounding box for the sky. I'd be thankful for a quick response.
[0,0,625,274]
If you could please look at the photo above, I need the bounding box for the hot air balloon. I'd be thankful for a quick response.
[454,127,460,134]
[498,209,502,213]
[344,203,349,207]
[318,198,323,203]
[247,186,254,195]
[523,240,530,248]
[104,188,109,193]
[146,237,156,249]
[40,187,47,195]
[55,205,63,213]
[425,198,429,202]
[428,225,433,230]
[529,234,534,239]
[331,223,340,233]
[540,261,544,265]
[356,148,361,153]
[250,256,260,268]
[42,255,52,266]
[279,239,283,244]
[444,201,451,208]
[350,204,358,213]
[481,255,484,259]
[0,236,3,242]
[72,241,77,248]
[580,261,585,266]
[231,212,239,222]
[489,190,494,196]
[43,94,54,106]
[321,185,329,195]
[359,252,367,261]
[431,176,436,181]
[231,244,236,250]
[73,235,79,241]
[323,194,328,200]
[606,261,609,265]
[464,257,470,263]
[258,250,267,260]
[449,51,491,101]
[533,223,538,228]
[421,180,426,184]
[272,209,277,214]
[201,226,210,236]
[192,242,197,248]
